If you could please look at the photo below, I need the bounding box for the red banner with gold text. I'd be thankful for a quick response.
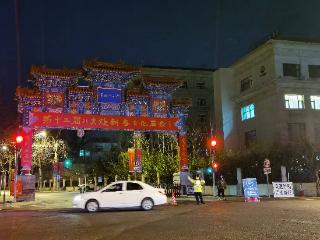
[21,127,33,171]
[178,134,188,171]
[29,111,179,131]
[128,148,135,172]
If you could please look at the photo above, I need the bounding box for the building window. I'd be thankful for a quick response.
[259,65,267,77]
[180,81,188,89]
[311,96,320,110]
[288,123,306,141]
[241,103,255,121]
[79,150,90,157]
[245,130,257,147]
[284,94,304,109]
[197,98,206,106]
[309,65,320,78]
[240,76,253,92]
[198,114,207,123]
[196,82,206,89]
[283,63,301,78]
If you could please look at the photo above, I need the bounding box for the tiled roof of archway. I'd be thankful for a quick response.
[30,65,83,78]
[16,86,41,98]
[83,60,141,73]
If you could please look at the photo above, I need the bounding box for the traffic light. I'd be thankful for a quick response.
[63,159,73,169]
[212,162,218,172]
[206,167,213,174]
[15,135,23,144]
[208,137,218,150]
[210,139,217,147]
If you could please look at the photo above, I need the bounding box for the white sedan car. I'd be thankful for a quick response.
[73,181,167,212]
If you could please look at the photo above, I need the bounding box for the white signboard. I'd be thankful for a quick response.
[272,182,294,198]
[263,167,271,175]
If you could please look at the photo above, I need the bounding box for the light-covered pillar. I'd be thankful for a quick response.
[20,127,33,174]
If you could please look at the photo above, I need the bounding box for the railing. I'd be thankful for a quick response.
[151,183,181,197]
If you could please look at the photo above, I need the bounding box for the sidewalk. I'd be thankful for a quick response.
[0,192,318,211]
[0,191,78,210]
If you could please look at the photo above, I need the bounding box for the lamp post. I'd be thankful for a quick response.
[1,144,14,195]
[0,142,15,205]
[14,145,18,202]
[14,134,23,202]
[209,137,217,197]
[211,157,216,197]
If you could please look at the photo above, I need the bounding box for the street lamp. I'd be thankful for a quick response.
[1,145,8,151]
[0,143,14,196]
[14,134,24,202]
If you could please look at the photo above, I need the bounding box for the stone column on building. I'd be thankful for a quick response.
[236,168,243,196]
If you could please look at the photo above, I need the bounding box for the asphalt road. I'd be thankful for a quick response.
[0,198,319,240]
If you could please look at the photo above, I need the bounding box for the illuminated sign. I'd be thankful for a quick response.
[29,111,179,131]
[97,88,121,104]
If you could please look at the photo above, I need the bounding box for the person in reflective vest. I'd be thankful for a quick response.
[188,174,205,204]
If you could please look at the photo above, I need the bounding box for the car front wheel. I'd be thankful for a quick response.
[141,198,154,211]
[86,200,99,212]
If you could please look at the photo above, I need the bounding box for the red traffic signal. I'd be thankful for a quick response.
[209,137,217,148]
[212,163,218,171]
[15,135,24,144]
[210,139,217,147]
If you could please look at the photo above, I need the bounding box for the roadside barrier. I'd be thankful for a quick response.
[171,192,177,206]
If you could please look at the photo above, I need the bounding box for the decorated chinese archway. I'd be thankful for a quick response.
[16,60,191,177]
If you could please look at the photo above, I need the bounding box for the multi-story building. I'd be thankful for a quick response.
[215,39,320,152]
[143,66,214,132]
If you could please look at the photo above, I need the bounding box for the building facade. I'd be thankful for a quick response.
[215,39,320,152]
[143,66,214,132]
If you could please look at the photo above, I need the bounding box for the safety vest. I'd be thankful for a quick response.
[188,177,205,193]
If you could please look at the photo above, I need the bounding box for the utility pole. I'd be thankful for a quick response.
[14,134,23,202]
[14,145,18,202]
[209,128,218,197]
[212,154,216,197]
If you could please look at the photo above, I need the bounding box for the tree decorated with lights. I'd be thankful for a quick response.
[32,131,68,190]
[140,132,179,184]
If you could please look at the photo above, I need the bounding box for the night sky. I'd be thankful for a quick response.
[1,0,320,128]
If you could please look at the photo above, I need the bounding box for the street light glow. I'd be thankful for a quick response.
[36,130,47,138]
[16,135,24,144]
[1,145,8,151]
